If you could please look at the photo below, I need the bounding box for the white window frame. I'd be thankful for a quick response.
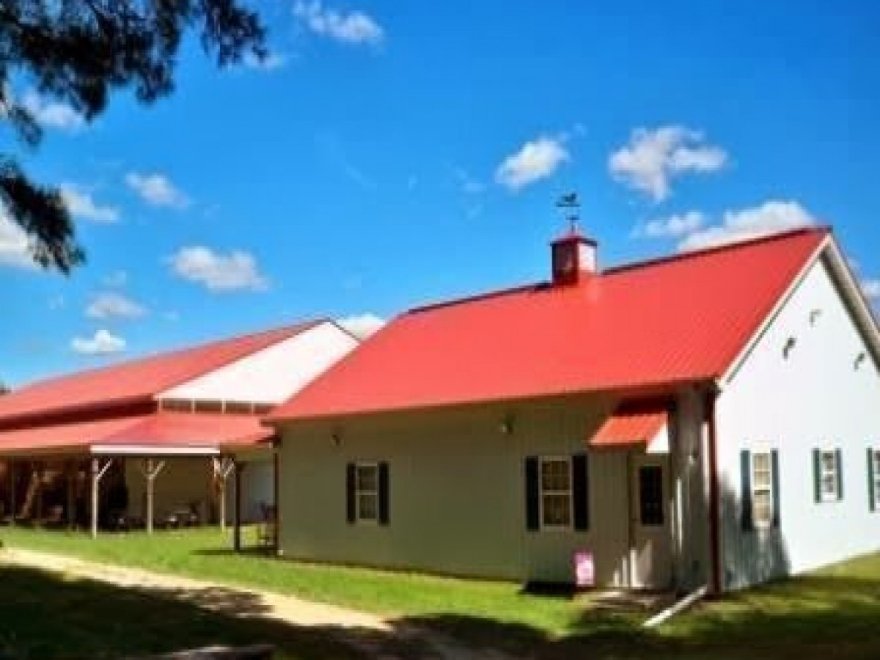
[751,451,774,529]
[354,462,379,524]
[819,449,840,503]
[872,449,880,510]
[538,456,573,531]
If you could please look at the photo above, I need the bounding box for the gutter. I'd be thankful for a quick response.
[706,389,722,595]
[643,585,708,628]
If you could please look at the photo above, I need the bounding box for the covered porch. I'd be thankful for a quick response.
[0,411,279,552]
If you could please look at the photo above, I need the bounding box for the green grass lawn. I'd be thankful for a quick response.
[2,526,880,659]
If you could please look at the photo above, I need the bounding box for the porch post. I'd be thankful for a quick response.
[140,458,166,535]
[273,448,279,551]
[66,461,76,529]
[8,458,15,527]
[146,458,155,535]
[90,458,113,538]
[34,462,43,526]
[91,458,99,538]
[233,460,244,552]
[211,456,235,532]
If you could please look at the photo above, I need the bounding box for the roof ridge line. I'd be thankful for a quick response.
[604,226,831,276]
[407,283,548,315]
[13,319,325,393]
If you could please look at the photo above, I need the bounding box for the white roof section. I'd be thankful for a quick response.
[157,321,359,405]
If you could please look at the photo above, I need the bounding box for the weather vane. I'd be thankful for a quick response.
[556,192,580,234]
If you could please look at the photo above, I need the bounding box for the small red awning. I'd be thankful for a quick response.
[0,412,273,456]
[590,404,668,450]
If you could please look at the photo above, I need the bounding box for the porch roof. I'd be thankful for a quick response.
[589,404,668,450]
[0,412,273,456]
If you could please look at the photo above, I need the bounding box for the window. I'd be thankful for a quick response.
[638,465,664,526]
[355,463,379,523]
[752,452,773,527]
[540,457,572,528]
[815,449,842,503]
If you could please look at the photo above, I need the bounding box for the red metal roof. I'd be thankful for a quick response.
[0,416,150,453]
[272,228,828,421]
[590,405,668,449]
[0,322,320,427]
[99,412,274,449]
[0,412,272,454]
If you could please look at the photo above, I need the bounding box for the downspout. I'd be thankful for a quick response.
[706,389,722,595]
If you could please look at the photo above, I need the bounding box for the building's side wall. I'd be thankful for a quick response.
[279,396,635,584]
[159,323,359,404]
[716,256,880,590]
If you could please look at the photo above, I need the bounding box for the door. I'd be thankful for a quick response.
[629,455,672,589]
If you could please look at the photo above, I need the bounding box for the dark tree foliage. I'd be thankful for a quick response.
[0,0,267,273]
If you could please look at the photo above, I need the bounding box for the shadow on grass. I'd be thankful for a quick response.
[0,564,414,660]
[3,550,880,659]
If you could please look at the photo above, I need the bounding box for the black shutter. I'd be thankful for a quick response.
[378,462,390,525]
[345,463,356,523]
[525,456,539,531]
[770,449,781,528]
[868,449,876,512]
[572,453,589,531]
[836,448,844,501]
[813,449,822,503]
[740,450,753,531]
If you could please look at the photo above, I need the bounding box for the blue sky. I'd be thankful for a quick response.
[2,0,879,386]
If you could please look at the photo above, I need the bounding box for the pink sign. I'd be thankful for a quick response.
[574,550,595,587]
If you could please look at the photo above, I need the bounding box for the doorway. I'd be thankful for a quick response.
[629,454,672,589]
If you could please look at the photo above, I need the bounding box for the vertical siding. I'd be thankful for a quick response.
[716,257,880,589]
[278,396,634,584]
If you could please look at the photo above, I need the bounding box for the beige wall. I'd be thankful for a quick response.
[125,458,214,523]
[278,395,641,584]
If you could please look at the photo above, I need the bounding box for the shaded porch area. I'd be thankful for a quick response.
[0,411,279,552]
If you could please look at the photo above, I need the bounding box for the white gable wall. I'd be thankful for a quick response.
[715,253,880,590]
[158,322,359,404]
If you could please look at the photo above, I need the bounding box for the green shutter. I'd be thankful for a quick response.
[740,450,753,531]
[813,449,822,503]
[836,448,844,501]
[868,449,876,512]
[345,463,356,524]
[572,453,589,531]
[771,450,781,528]
[378,462,390,525]
[525,457,539,531]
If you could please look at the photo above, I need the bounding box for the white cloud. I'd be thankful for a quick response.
[243,51,287,71]
[454,168,485,195]
[21,90,84,131]
[71,329,126,355]
[0,207,36,270]
[495,136,569,191]
[103,270,128,287]
[169,246,268,292]
[862,279,880,301]
[86,292,147,320]
[294,1,384,45]
[678,200,816,252]
[635,211,705,239]
[60,184,119,223]
[125,172,189,209]
[338,313,385,339]
[609,125,727,201]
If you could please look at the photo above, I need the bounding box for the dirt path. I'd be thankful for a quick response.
[0,547,512,660]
